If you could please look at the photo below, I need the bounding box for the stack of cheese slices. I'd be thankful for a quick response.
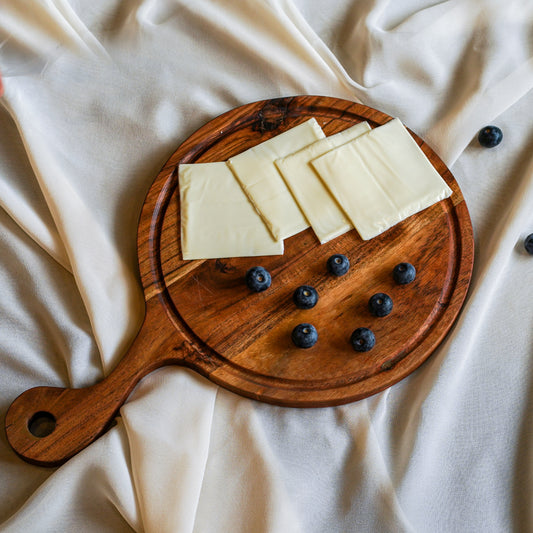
[179,118,452,260]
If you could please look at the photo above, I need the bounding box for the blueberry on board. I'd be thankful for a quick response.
[393,262,416,284]
[327,254,350,276]
[525,233,533,255]
[350,327,376,352]
[293,285,319,309]
[368,293,393,317]
[245,266,271,292]
[478,125,502,148]
[291,323,318,348]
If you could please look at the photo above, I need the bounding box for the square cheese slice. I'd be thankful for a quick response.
[311,118,452,240]
[179,162,283,260]
[275,121,371,243]
[227,118,325,241]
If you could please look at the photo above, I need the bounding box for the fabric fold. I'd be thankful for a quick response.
[0,101,70,270]
[1,93,146,375]
[0,421,141,532]
[121,369,218,533]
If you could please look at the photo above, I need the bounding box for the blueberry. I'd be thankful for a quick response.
[350,327,376,352]
[245,266,271,292]
[393,262,416,284]
[478,125,502,148]
[291,323,318,348]
[368,293,393,317]
[525,233,533,255]
[293,285,319,309]
[327,254,350,276]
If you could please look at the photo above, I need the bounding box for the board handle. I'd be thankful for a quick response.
[4,297,184,467]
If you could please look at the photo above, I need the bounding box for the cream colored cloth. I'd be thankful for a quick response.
[1,1,532,531]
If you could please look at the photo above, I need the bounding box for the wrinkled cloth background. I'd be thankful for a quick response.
[1,1,532,531]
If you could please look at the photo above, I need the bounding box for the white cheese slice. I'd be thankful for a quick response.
[311,118,453,240]
[275,121,371,243]
[179,162,283,260]
[227,118,325,241]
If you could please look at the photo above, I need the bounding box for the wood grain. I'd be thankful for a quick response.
[5,96,474,466]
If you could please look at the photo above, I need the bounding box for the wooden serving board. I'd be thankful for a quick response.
[5,96,474,466]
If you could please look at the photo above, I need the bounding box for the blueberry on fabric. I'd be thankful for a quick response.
[393,262,416,284]
[368,293,393,317]
[245,266,271,292]
[350,327,376,352]
[327,254,350,276]
[291,323,318,348]
[524,233,533,255]
[477,125,502,148]
[293,285,319,309]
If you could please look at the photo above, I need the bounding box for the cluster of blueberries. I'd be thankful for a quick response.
[245,255,416,352]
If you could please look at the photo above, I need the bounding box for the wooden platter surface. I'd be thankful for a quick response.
[5,96,474,466]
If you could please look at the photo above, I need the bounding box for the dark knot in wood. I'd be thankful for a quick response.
[252,97,292,133]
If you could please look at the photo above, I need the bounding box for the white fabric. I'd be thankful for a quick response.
[0,0,532,531]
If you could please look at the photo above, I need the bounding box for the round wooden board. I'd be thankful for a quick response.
[138,95,474,407]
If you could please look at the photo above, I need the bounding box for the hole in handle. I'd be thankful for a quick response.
[28,411,56,438]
